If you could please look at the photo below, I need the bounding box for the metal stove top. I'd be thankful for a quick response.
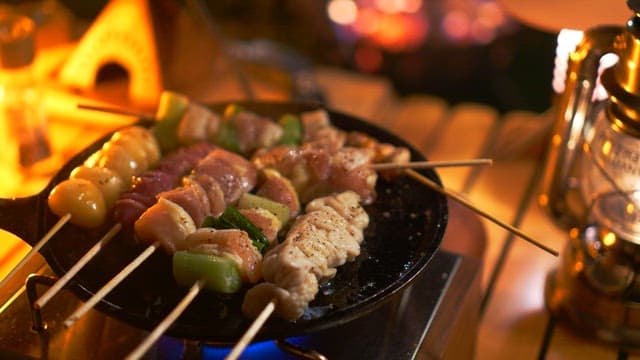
[0,250,480,359]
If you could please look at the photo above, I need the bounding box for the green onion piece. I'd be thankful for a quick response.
[213,119,242,154]
[237,192,290,225]
[173,251,242,294]
[277,113,302,146]
[152,90,189,151]
[201,206,270,253]
[223,103,244,118]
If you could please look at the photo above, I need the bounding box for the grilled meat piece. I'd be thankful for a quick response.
[242,191,368,320]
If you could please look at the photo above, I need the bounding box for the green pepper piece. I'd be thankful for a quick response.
[237,192,290,225]
[201,206,270,253]
[223,103,244,117]
[213,119,242,154]
[277,113,302,146]
[173,251,242,294]
[152,91,189,151]
[209,103,243,153]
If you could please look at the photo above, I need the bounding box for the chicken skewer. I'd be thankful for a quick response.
[26,93,215,306]
[77,99,556,360]
[226,191,370,360]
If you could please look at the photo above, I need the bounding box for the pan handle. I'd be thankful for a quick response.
[0,195,43,246]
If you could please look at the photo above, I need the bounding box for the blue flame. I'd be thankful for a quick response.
[201,336,310,359]
[155,336,312,359]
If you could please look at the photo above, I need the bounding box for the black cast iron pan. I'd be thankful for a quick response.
[0,101,448,344]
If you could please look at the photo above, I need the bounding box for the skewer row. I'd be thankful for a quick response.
[0,95,556,360]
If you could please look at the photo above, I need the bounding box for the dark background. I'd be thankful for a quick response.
[15,0,559,114]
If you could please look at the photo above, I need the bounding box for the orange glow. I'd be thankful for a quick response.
[442,11,470,41]
[375,0,423,14]
[353,8,381,35]
[538,194,549,207]
[58,0,162,107]
[327,0,359,25]
[368,13,429,52]
[572,259,584,273]
[402,0,422,13]
[569,227,580,239]
[626,202,636,215]
[470,17,496,44]
[476,2,506,29]
[602,231,617,247]
[601,140,612,156]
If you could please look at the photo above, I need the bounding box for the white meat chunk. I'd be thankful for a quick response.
[177,102,220,145]
[134,198,196,254]
[242,191,368,321]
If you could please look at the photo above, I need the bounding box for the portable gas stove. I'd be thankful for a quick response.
[0,249,480,360]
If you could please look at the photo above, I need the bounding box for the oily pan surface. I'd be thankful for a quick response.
[36,101,448,343]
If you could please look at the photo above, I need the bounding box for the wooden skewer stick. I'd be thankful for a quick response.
[405,169,558,256]
[0,213,71,290]
[226,300,277,360]
[64,242,159,328]
[77,103,151,118]
[126,278,206,360]
[370,158,492,171]
[34,223,122,309]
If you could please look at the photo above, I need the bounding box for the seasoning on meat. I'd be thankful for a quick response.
[241,191,369,321]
